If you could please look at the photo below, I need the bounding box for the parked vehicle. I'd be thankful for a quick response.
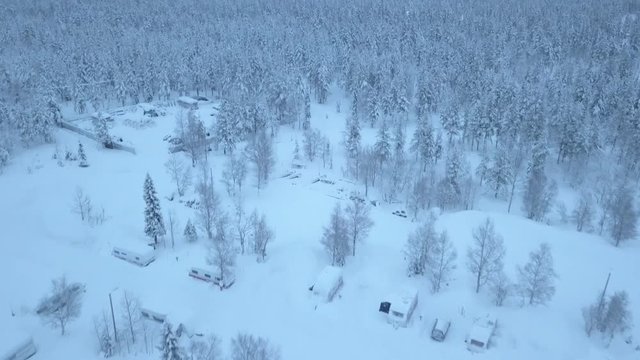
[378,287,418,327]
[466,315,497,352]
[309,266,343,303]
[430,318,451,342]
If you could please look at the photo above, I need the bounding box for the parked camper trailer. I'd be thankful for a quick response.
[112,247,156,266]
[188,267,235,289]
[466,315,497,352]
[1,326,37,360]
[310,266,343,302]
[379,288,418,327]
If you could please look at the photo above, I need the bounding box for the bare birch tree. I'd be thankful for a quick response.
[517,243,556,305]
[320,203,350,266]
[251,211,274,262]
[164,154,191,197]
[428,230,457,293]
[37,276,84,335]
[344,195,373,257]
[467,217,505,293]
[231,333,280,360]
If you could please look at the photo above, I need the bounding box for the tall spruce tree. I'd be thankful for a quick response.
[77,142,88,167]
[144,173,166,247]
[158,323,183,360]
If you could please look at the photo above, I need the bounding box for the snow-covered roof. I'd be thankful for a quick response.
[433,318,450,333]
[112,239,155,255]
[177,96,198,105]
[387,287,418,315]
[138,103,156,111]
[92,111,112,119]
[468,315,496,344]
[313,266,342,297]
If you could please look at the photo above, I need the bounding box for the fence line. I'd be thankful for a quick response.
[58,121,136,155]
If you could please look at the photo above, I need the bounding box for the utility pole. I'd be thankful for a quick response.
[109,292,118,344]
[597,272,611,313]
[587,272,611,337]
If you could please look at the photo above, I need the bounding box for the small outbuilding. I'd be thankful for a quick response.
[309,266,343,302]
[177,96,198,110]
[112,246,156,267]
[465,315,497,352]
[379,287,418,327]
[140,307,167,323]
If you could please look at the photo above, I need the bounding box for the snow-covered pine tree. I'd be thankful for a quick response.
[158,323,183,360]
[78,142,88,167]
[522,141,557,221]
[184,111,207,165]
[344,109,361,178]
[292,140,302,164]
[440,106,461,143]
[143,174,166,247]
[437,146,467,209]
[392,120,405,156]
[488,146,512,199]
[608,184,638,247]
[93,114,113,149]
[373,119,391,168]
[303,91,311,130]
[475,153,490,187]
[184,219,198,243]
[215,100,242,155]
[411,116,435,172]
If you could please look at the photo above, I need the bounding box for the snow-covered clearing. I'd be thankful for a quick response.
[0,94,638,360]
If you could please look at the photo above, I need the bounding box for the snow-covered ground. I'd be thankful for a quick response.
[0,93,638,360]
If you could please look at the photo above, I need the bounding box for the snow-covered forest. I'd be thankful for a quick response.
[1,0,639,359]
[2,0,640,174]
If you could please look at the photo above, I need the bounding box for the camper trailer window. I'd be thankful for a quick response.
[470,339,484,347]
[135,257,140,260]
[392,311,404,318]
[204,274,211,278]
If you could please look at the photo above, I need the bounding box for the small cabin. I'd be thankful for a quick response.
[1,325,37,360]
[379,288,418,327]
[188,267,235,289]
[310,266,343,303]
[466,315,497,352]
[177,96,198,110]
[112,247,156,267]
[140,307,167,323]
